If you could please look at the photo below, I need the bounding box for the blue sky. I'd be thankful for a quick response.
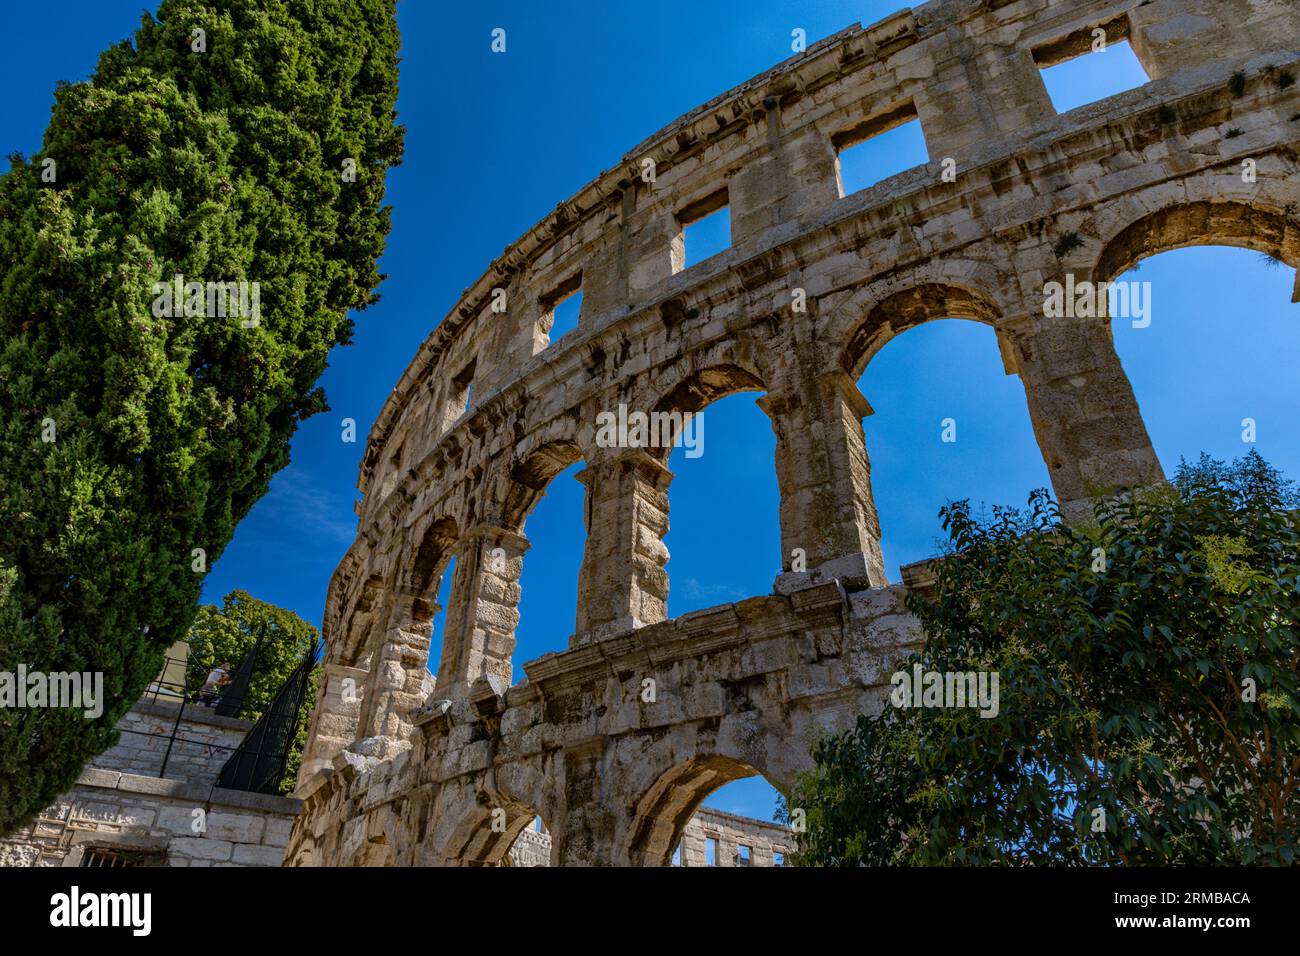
[4,2,1297,824]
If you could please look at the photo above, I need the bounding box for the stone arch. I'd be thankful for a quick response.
[621,754,779,867]
[647,361,767,463]
[1093,199,1300,283]
[1087,199,1300,493]
[402,515,460,627]
[353,517,460,742]
[654,362,767,413]
[840,280,1005,381]
[501,439,585,534]
[429,792,551,867]
[332,571,384,669]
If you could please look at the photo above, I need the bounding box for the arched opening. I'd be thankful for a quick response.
[428,555,454,677]
[442,799,551,867]
[626,754,791,867]
[843,285,1050,580]
[404,517,458,682]
[1095,201,1300,482]
[338,573,384,669]
[408,517,459,630]
[355,517,459,740]
[651,365,776,617]
[841,283,1001,381]
[502,440,585,534]
[1106,246,1299,479]
[856,319,1051,578]
[508,440,586,677]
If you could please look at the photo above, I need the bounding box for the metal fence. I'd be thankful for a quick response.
[217,642,318,795]
[122,637,319,794]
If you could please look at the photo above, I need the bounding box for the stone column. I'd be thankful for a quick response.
[760,368,887,590]
[356,590,435,743]
[434,525,529,696]
[1009,314,1164,514]
[295,661,368,789]
[729,103,841,250]
[679,826,706,867]
[1129,0,1294,82]
[914,39,1054,159]
[717,836,737,867]
[572,448,673,644]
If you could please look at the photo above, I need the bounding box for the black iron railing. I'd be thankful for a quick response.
[216,639,320,795]
[122,637,317,793]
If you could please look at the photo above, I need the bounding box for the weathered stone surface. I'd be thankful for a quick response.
[168,837,234,862]
[272,0,1296,866]
[1,700,304,868]
[231,843,286,866]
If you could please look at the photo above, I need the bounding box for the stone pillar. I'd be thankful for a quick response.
[581,182,679,319]
[760,368,887,590]
[679,826,706,867]
[356,590,435,743]
[914,39,1054,159]
[295,662,368,790]
[548,743,621,867]
[1009,314,1164,514]
[434,525,529,696]
[717,836,737,867]
[572,449,673,644]
[729,104,841,250]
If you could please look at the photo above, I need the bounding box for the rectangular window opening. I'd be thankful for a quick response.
[833,102,928,198]
[542,271,583,346]
[81,847,163,868]
[452,357,476,416]
[676,189,731,272]
[704,836,718,867]
[773,850,785,867]
[1034,18,1149,114]
[737,844,752,865]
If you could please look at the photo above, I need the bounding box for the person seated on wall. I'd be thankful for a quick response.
[199,662,231,707]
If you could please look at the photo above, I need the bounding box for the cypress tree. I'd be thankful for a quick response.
[0,0,403,832]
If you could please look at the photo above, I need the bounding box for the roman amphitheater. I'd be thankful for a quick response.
[286,0,1299,866]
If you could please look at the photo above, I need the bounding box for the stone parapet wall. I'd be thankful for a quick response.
[1,697,300,868]
[0,768,300,868]
[91,698,253,784]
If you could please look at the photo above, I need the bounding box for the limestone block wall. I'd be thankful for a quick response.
[0,769,299,868]
[287,581,923,867]
[0,698,300,868]
[506,826,551,867]
[677,808,794,867]
[92,699,252,783]
[503,807,793,867]
[288,0,1300,866]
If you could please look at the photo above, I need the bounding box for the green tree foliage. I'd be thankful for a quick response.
[787,452,1300,865]
[0,0,402,832]
[187,589,319,795]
